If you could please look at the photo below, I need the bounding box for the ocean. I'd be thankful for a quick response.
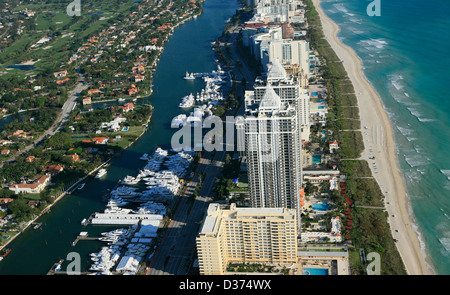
[319,0,450,274]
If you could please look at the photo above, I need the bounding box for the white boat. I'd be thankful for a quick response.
[184,72,195,80]
[78,183,85,190]
[122,176,140,186]
[96,168,107,179]
[171,114,187,128]
[179,93,195,108]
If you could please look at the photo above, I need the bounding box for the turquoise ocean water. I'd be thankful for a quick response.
[319,0,450,274]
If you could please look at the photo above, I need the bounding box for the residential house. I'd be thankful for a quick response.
[57,78,70,85]
[87,89,102,96]
[26,156,36,163]
[123,85,139,96]
[9,175,51,194]
[92,137,109,145]
[121,103,134,113]
[53,70,68,79]
[134,74,145,82]
[46,164,64,175]
[329,141,339,154]
[68,153,80,162]
[82,97,92,105]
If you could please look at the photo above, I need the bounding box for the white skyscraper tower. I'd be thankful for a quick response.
[243,83,302,232]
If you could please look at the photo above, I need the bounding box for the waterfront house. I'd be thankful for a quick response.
[27,200,38,208]
[134,74,145,82]
[9,175,50,194]
[92,137,109,145]
[87,89,102,96]
[82,97,92,105]
[121,102,134,113]
[123,85,139,96]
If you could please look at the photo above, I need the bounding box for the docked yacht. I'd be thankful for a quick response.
[171,114,187,128]
[178,93,195,108]
[123,175,140,185]
[184,72,195,80]
[95,168,107,179]
[106,198,129,207]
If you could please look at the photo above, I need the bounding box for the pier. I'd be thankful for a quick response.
[47,259,93,275]
[71,232,100,246]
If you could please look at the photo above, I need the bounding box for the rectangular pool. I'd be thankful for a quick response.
[313,203,332,211]
[312,155,322,164]
[303,268,329,275]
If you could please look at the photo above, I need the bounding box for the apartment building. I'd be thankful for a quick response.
[196,203,298,275]
[240,80,303,231]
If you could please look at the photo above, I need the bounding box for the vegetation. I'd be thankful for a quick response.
[304,0,407,274]
[0,0,199,240]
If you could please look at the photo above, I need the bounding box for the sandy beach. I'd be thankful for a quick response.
[311,0,433,275]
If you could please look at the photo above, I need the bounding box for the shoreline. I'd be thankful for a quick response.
[311,0,433,275]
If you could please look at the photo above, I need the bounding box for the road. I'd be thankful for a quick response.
[0,74,90,167]
[146,24,256,275]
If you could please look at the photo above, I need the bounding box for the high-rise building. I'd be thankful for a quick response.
[242,78,302,230]
[196,203,298,275]
[268,39,310,78]
[248,59,310,141]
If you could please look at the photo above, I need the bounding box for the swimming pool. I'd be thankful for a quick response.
[312,155,322,164]
[312,92,318,96]
[303,268,329,275]
[313,203,332,211]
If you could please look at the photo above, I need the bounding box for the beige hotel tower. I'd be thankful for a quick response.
[196,203,298,275]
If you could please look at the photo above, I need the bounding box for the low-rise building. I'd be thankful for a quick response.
[9,175,50,194]
[82,97,92,105]
[92,137,109,145]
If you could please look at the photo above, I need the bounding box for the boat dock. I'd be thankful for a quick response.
[71,232,100,246]
[47,259,93,275]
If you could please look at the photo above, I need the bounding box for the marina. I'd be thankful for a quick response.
[178,64,230,110]
[68,221,159,275]
[76,147,193,273]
